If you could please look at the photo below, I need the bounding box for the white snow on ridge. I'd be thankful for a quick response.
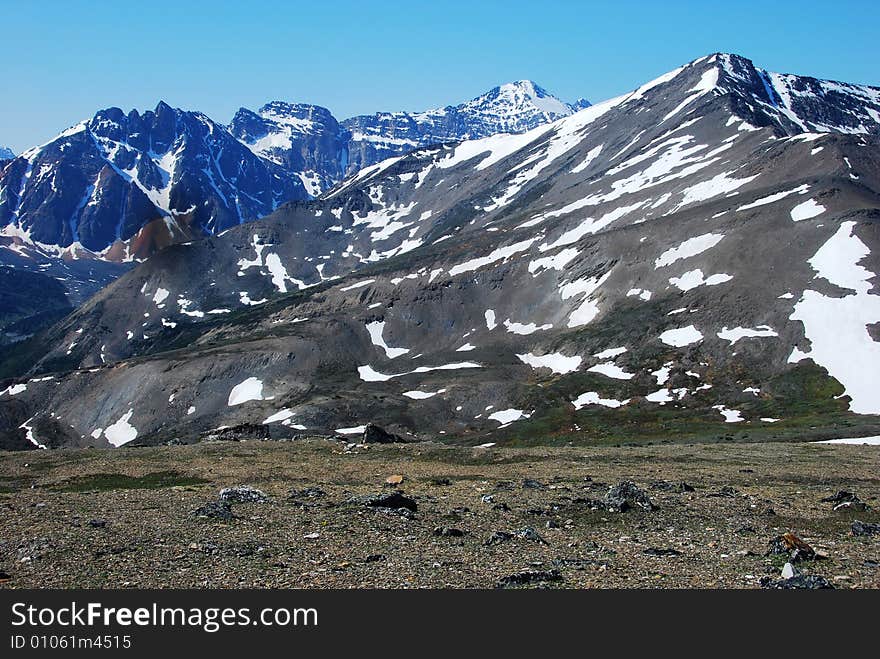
[263,409,295,424]
[503,319,552,335]
[448,238,537,276]
[655,233,725,268]
[587,362,634,380]
[358,362,481,382]
[816,436,880,445]
[660,325,703,347]
[1,383,27,396]
[737,184,809,211]
[152,288,170,305]
[713,405,744,423]
[104,409,138,446]
[488,408,530,425]
[228,377,265,406]
[340,278,375,291]
[365,321,410,359]
[808,221,873,293]
[677,171,758,209]
[717,325,779,344]
[402,388,447,400]
[669,269,732,292]
[593,346,627,359]
[335,425,366,435]
[561,271,612,327]
[571,144,604,174]
[484,310,497,330]
[789,221,880,414]
[517,352,582,374]
[572,392,629,409]
[790,199,825,222]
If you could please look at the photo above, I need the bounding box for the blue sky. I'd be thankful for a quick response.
[3,0,877,153]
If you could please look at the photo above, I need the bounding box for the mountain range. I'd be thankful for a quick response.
[2,52,880,451]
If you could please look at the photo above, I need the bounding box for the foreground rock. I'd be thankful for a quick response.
[767,533,817,562]
[351,490,418,516]
[192,501,234,521]
[497,570,563,588]
[362,424,406,444]
[760,574,834,589]
[605,481,657,513]
[219,486,269,504]
[851,521,880,537]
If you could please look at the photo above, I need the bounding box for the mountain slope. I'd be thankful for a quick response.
[2,53,880,450]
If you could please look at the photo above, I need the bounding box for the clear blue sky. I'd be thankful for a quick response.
[3,0,878,153]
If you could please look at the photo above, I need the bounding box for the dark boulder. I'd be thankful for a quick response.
[192,501,234,520]
[605,481,656,512]
[362,424,405,444]
[497,570,563,588]
[760,574,834,589]
[851,521,880,536]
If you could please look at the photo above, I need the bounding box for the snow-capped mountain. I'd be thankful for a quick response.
[0,102,307,262]
[229,102,347,197]
[230,81,589,195]
[341,80,589,176]
[0,147,14,160]
[4,52,880,451]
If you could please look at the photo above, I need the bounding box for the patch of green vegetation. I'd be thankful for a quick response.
[49,470,210,493]
[476,361,880,447]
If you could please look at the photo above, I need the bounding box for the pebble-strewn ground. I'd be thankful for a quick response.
[1,439,878,588]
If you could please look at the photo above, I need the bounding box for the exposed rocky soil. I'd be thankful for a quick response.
[1,439,878,588]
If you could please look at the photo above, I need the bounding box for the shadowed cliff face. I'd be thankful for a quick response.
[2,53,880,450]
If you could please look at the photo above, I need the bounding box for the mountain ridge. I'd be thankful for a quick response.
[3,52,880,450]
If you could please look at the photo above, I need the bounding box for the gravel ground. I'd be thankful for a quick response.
[1,439,878,588]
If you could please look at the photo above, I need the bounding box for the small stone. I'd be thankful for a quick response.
[356,490,418,512]
[304,532,320,539]
[522,478,547,490]
[643,547,682,557]
[88,519,107,528]
[781,562,796,579]
[385,474,405,486]
[851,520,880,536]
[433,526,466,537]
[517,527,548,544]
[767,532,817,562]
[219,486,269,504]
[192,501,234,521]
[484,531,514,547]
[289,487,326,499]
[760,574,834,589]
[497,569,563,588]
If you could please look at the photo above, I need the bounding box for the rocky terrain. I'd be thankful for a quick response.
[0,438,877,588]
[0,147,14,161]
[1,53,879,452]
